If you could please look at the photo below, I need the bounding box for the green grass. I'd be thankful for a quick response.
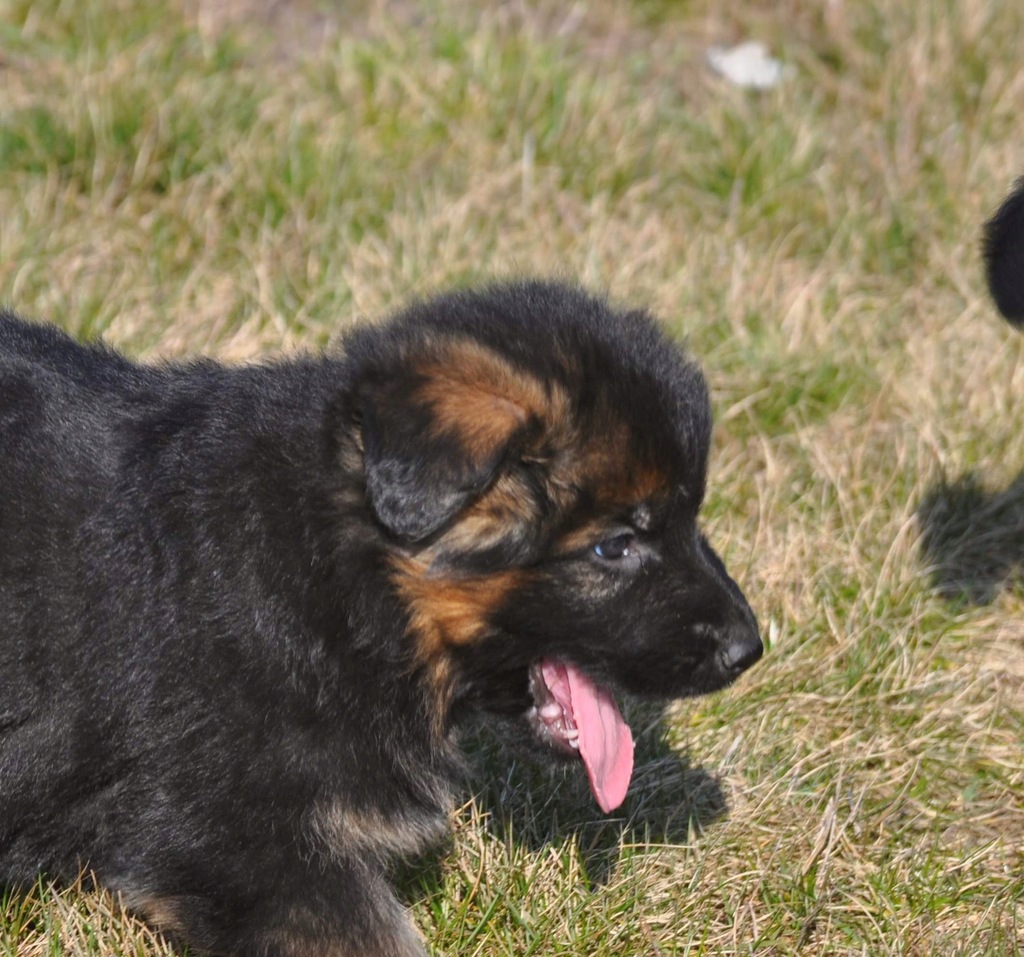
[2,0,1023,954]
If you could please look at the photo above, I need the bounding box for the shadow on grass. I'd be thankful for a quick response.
[397,702,727,897]
[917,472,1024,603]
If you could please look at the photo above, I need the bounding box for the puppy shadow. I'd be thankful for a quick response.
[395,702,727,896]
[916,472,1024,603]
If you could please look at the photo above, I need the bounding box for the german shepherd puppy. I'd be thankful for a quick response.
[984,177,1024,326]
[0,281,761,956]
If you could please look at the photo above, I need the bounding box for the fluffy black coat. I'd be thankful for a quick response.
[984,177,1024,326]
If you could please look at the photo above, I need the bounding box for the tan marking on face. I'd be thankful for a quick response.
[572,412,671,507]
[546,419,671,554]
[415,339,573,465]
[392,556,523,653]
[553,520,612,556]
[392,555,527,736]
[594,459,669,506]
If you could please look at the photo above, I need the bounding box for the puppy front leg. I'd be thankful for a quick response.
[250,868,428,957]
[135,860,427,957]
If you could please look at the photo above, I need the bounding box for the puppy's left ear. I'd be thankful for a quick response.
[358,343,538,542]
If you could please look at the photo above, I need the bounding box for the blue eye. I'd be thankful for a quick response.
[593,534,635,560]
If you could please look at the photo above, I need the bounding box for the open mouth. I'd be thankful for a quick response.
[526,660,635,813]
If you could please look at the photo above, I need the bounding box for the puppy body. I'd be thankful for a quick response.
[0,282,760,955]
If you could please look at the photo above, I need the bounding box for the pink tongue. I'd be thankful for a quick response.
[541,661,635,813]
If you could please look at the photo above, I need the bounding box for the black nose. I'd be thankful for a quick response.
[719,628,763,675]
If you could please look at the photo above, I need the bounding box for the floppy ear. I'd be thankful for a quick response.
[358,342,537,542]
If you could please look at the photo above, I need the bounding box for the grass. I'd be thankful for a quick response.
[1,0,1023,953]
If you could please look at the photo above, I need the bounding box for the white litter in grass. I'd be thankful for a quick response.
[707,41,791,90]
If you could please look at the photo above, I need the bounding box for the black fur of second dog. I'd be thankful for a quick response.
[984,177,1024,327]
[0,281,760,956]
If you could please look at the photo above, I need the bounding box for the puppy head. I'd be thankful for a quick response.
[343,281,760,811]
[984,177,1024,327]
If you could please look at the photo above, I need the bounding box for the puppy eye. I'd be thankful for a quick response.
[593,534,636,560]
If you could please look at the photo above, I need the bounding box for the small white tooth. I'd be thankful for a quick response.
[569,738,580,749]
[565,729,579,740]
[539,703,562,720]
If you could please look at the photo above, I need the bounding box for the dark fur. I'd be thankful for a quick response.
[0,281,760,956]
[984,177,1024,326]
